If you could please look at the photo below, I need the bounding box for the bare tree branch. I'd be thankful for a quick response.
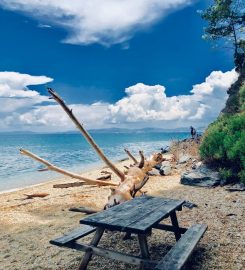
[138,151,145,169]
[124,148,138,164]
[130,176,149,198]
[20,149,118,187]
[47,88,125,182]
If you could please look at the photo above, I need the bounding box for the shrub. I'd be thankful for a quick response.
[200,113,245,183]
[239,82,245,110]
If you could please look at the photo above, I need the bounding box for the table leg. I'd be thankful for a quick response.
[138,234,150,270]
[170,211,181,241]
[78,227,105,270]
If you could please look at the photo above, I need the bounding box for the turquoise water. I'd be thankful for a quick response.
[0,132,188,191]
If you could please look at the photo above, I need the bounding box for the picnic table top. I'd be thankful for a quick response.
[80,196,185,234]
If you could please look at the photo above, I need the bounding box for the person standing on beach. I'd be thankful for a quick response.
[190,126,196,139]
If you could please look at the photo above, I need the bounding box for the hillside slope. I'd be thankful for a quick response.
[200,72,245,183]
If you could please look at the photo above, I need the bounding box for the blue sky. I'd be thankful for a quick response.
[0,0,238,132]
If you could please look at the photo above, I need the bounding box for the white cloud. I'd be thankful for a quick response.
[0,69,238,132]
[0,0,192,46]
[13,102,110,131]
[108,69,238,126]
[0,72,53,119]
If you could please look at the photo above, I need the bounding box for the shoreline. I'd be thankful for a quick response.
[0,157,129,195]
[0,155,244,269]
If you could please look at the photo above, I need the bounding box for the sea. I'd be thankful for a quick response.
[0,132,189,191]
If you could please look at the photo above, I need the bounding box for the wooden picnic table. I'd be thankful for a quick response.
[50,196,207,270]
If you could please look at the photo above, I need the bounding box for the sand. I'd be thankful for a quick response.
[0,159,244,270]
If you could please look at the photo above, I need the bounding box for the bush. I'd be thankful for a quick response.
[239,82,245,110]
[200,113,245,183]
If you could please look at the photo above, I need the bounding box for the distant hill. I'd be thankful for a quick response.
[0,127,205,135]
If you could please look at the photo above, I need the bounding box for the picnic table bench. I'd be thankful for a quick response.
[50,196,207,269]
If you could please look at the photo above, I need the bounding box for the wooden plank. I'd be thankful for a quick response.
[81,196,183,233]
[80,196,154,230]
[49,225,96,246]
[126,200,184,233]
[155,224,207,270]
[70,242,157,269]
[108,197,167,231]
[153,224,187,234]
[82,196,152,225]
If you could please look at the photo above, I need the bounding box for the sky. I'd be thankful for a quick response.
[0,0,238,132]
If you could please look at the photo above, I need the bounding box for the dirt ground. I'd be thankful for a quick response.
[0,159,244,270]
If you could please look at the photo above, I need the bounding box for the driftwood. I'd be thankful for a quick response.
[124,149,138,164]
[69,206,99,214]
[100,170,112,175]
[53,182,88,189]
[20,149,117,187]
[47,88,125,182]
[24,193,49,199]
[20,88,165,209]
[96,174,111,181]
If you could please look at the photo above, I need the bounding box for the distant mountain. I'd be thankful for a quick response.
[0,131,36,134]
[0,126,205,135]
[89,127,205,134]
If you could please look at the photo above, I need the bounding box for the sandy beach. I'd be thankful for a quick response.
[0,158,244,270]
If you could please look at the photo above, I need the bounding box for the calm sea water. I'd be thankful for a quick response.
[0,132,188,191]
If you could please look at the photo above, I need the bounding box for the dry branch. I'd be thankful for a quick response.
[100,170,112,175]
[69,206,99,214]
[53,182,88,188]
[96,174,111,181]
[20,149,118,187]
[124,149,138,164]
[24,193,49,199]
[19,88,164,209]
[48,88,125,181]
[138,151,145,169]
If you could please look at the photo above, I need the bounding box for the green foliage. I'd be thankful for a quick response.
[219,168,233,182]
[239,82,245,110]
[200,113,245,183]
[201,0,245,71]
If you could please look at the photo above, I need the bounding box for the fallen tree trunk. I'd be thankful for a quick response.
[20,89,165,209]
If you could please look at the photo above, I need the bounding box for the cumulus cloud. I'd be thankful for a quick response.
[12,102,110,131]
[0,0,192,46]
[0,72,53,114]
[0,69,238,132]
[108,69,238,126]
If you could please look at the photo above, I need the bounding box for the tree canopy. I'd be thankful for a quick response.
[201,0,245,72]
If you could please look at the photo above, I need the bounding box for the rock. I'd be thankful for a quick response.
[160,166,171,176]
[195,161,203,168]
[159,161,171,176]
[225,183,245,192]
[183,201,198,209]
[161,161,171,167]
[154,164,162,170]
[178,154,191,164]
[148,168,160,176]
[160,146,170,154]
[180,165,221,187]
[191,160,202,169]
